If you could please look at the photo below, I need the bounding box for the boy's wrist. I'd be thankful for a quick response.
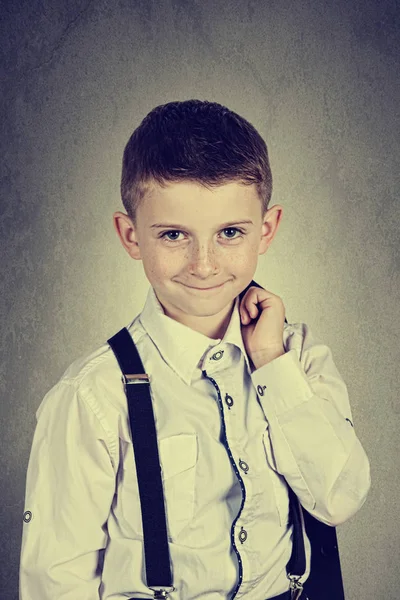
[250,346,285,371]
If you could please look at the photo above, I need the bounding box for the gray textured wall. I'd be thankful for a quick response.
[1,1,399,598]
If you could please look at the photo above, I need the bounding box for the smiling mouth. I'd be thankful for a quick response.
[183,282,226,291]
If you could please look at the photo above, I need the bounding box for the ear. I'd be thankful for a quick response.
[113,211,142,260]
[258,204,283,255]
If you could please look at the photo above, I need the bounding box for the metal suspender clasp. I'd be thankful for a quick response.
[150,586,176,599]
[288,574,304,600]
[123,373,150,387]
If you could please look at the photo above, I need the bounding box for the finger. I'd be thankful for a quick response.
[246,302,258,319]
[241,310,249,324]
[241,307,253,323]
[251,304,258,316]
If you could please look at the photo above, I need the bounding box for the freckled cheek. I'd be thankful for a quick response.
[146,251,182,279]
[230,250,258,274]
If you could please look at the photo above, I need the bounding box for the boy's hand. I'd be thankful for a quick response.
[239,285,286,370]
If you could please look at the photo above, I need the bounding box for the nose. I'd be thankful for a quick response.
[187,240,220,277]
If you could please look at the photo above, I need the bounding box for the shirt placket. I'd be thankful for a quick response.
[202,345,252,599]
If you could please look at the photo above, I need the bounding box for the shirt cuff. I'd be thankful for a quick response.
[251,348,314,416]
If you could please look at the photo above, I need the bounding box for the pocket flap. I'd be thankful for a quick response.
[159,434,198,479]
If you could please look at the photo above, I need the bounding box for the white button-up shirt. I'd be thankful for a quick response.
[19,286,371,600]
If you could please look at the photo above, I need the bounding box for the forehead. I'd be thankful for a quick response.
[140,180,261,224]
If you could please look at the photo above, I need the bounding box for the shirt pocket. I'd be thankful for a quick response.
[262,429,290,527]
[158,433,198,540]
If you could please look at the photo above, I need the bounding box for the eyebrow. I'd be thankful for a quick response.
[150,220,254,230]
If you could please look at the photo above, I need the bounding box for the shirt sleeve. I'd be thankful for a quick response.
[251,322,371,527]
[19,379,117,600]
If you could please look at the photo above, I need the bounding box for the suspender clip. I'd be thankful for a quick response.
[288,573,304,600]
[123,373,150,386]
[150,586,176,599]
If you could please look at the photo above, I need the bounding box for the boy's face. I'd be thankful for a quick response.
[114,180,282,339]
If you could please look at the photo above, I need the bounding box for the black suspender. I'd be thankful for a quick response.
[107,326,308,600]
[108,328,174,599]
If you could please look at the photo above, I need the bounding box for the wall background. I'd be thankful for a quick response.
[1,0,399,598]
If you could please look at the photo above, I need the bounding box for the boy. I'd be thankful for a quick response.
[19,99,371,600]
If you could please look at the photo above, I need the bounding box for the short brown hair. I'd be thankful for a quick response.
[121,100,273,225]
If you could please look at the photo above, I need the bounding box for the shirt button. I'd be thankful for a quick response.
[257,384,266,396]
[239,459,249,474]
[239,526,247,544]
[23,510,32,523]
[211,350,224,361]
[225,393,234,408]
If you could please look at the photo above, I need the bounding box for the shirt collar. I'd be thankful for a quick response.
[138,286,252,385]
